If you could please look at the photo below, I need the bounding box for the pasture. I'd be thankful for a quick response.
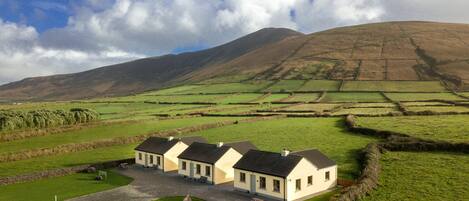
[341,81,446,92]
[322,92,387,102]
[360,151,469,201]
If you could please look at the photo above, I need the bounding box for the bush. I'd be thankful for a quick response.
[0,109,99,132]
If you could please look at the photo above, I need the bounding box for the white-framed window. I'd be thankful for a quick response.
[259,177,266,189]
[239,172,246,183]
[273,179,280,192]
[205,166,211,176]
[295,179,301,191]
[138,153,142,160]
[182,161,187,170]
[325,171,330,181]
[308,175,313,186]
[196,164,201,174]
[157,156,161,166]
[149,155,154,164]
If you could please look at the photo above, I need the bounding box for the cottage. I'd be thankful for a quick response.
[233,149,337,201]
[134,136,207,172]
[177,141,257,184]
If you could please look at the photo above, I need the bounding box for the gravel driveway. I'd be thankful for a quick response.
[68,165,275,201]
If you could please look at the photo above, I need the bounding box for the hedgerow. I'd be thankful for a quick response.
[0,109,99,132]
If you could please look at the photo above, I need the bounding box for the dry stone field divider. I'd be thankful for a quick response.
[333,115,469,201]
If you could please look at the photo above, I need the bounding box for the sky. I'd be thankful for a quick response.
[0,0,469,84]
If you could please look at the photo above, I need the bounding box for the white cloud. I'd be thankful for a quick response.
[1,0,469,84]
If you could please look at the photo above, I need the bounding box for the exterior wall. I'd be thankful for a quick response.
[234,169,286,200]
[178,148,242,185]
[286,159,337,201]
[178,159,214,184]
[134,151,163,170]
[213,148,242,184]
[164,142,189,172]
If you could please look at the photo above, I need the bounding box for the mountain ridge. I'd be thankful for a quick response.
[2,21,469,101]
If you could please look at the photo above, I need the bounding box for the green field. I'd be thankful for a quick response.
[361,151,469,201]
[322,92,388,102]
[355,115,469,142]
[400,101,451,106]
[0,170,132,201]
[333,107,398,116]
[181,82,272,94]
[217,93,263,103]
[287,93,320,102]
[342,81,446,92]
[255,93,290,103]
[385,92,465,101]
[297,80,341,91]
[263,80,305,92]
[406,106,469,113]
[184,118,378,179]
[0,117,240,154]
[285,103,341,112]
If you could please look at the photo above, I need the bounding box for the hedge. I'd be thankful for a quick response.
[0,108,99,132]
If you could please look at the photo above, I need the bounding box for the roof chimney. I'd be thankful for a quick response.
[281,149,290,157]
[217,142,224,148]
[168,136,174,141]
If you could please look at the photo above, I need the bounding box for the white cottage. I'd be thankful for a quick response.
[134,136,207,172]
[233,149,337,201]
[177,141,257,184]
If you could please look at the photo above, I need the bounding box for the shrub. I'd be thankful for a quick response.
[0,109,99,132]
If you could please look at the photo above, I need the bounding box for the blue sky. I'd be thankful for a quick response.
[0,0,468,84]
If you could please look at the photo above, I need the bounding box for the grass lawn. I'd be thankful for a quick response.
[0,117,241,154]
[154,196,205,201]
[341,81,446,92]
[322,92,388,102]
[263,80,306,92]
[306,189,340,201]
[355,115,469,143]
[0,144,137,177]
[360,151,469,201]
[0,170,132,201]
[384,92,465,101]
[184,118,378,179]
[297,80,341,91]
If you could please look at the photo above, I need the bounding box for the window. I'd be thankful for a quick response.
[259,177,266,189]
[325,171,330,181]
[295,179,301,191]
[196,164,201,174]
[149,155,154,164]
[239,172,246,183]
[205,166,211,176]
[273,179,280,192]
[182,161,187,170]
[157,156,161,166]
[138,153,142,160]
[308,175,313,186]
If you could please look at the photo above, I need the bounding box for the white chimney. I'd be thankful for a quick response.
[281,149,290,157]
[217,142,224,148]
[168,136,174,141]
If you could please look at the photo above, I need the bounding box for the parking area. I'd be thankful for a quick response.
[68,165,275,201]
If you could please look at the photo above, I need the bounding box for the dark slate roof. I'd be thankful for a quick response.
[225,141,258,155]
[233,149,336,177]
[134,136,206,155]
[233,150,303,177]
[177,142,231,164]
[293,149,336,169]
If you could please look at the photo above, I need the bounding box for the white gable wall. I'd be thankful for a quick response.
[286,158,337,201]
[213,148,243,184]
[164,142,189,172]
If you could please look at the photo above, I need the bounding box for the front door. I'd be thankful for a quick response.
[250,174,256,193]
[144,153,148,167]
[189,162,194,177]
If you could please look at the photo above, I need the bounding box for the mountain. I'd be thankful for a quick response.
[2,21,469,101]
